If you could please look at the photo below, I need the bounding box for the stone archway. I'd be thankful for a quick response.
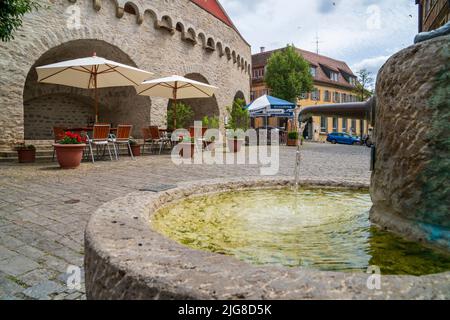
[23,39,151,140]
[233,90,246,104]
[167,73,220,128]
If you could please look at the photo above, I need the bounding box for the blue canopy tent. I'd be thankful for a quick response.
[246,95,296,128]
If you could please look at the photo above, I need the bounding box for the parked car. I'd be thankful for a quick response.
[326,132,361,145]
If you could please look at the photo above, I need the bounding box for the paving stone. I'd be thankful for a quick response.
[0,256,40,276]
[0,272,27,299]
[18,269,58,287]
[13,245,46,260]
[0,246,18,261]
[22,281,65,300]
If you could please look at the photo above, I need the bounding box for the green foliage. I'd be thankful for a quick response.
[168,102,194,130]
[202,115,220,129]
[288,132,299,140]
[353,69,374,101]
[14,143,35,151]
[226,98,250,132]
[264,45,314,103]
[0,0,42,42]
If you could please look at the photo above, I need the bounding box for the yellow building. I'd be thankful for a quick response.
[251,46,369,141]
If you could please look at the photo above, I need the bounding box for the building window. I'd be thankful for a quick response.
[324,90,331,102]
[333,117,338,133]
[310,67,317,78]
[311,88,320,101]
[330,71,339,82]
[333,92,340,103]
[349,77,356,86]
[300,92,309,99]
[320,117,327,133]
[342,118,347,132]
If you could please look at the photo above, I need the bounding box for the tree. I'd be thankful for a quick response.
[226,98,250,131]
[167,102,194,130]
[354,69,374,102]
[0,0,42,42]
[264,45,314,103]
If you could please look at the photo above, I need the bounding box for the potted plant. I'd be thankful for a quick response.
[54,131,86,169]
[15,144,36,163]
[226,99,250,153]
[128,138,141,157]
[179,136,196,159]
[202,116,220,151]
[287,132,299,146]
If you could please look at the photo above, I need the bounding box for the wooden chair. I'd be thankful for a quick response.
[110,124,134,160]
[142,126,171,155]
[141,127,152,155]
[86,123,113,163]
[52,127,66,161]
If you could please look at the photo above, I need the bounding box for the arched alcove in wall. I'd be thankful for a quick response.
[233,90,246,105]
[166,73,220,128]
[23,39,152,139]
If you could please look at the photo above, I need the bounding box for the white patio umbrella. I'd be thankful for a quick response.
[137,75,218,129]
[36,53,153,121]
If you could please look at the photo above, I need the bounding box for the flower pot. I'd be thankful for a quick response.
[54,144,86,169]
[227,139,243,153]
[17,149,36,163]
[287,138,298,147]
[179,143,195,158]
[128,145,141,157]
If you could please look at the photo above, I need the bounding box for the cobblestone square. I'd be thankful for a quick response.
[0,144,371,299]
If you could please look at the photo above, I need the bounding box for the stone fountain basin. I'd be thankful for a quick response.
[84,178,450,300]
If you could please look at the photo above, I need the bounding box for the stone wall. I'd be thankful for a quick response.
[24,94,95,140]
[0,0,251,150]
[370,35,450,250]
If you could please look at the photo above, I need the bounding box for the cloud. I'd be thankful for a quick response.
[351,55,391,73]
[220,0,418,76]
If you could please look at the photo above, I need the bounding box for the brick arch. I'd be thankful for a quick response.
[233,90,246,105]
[22,39,151,139]
[166,73,220,129]
[123,1,143,24]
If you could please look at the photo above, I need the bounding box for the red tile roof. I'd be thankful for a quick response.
[252,47,356,89]
[190,0,249,45]
[190,0,236,29]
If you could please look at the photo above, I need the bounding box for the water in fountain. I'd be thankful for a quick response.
[293,122,308,190]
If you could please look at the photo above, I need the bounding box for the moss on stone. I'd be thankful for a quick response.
[417,44,450,229]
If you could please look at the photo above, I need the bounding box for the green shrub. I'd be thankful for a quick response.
[226,98,250,132]
[168,102,194,130]
[288,132,299,140]
[202,116,220,129]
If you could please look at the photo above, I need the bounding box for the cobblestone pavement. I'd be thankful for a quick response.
[0,143,371,300]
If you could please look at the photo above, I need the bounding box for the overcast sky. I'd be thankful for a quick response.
[221,0,418,78]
